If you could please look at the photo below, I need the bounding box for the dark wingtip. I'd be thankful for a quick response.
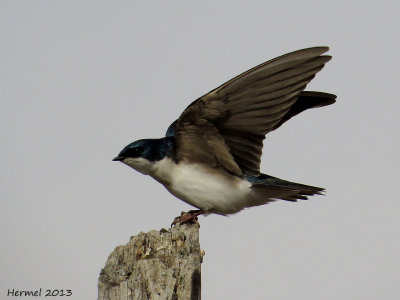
[299,91,337,105]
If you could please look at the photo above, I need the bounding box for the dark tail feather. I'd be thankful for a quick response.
[245,173,325,206]
[272,91,336,131]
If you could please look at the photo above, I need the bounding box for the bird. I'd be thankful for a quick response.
[113,46,336,225]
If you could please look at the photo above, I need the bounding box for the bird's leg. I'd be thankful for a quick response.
[171,209,205,226]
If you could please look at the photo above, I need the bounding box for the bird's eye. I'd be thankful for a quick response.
[125,146,143,158]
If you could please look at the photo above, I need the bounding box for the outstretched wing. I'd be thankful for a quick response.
[173,47,334,176]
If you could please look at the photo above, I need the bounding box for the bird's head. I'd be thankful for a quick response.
[113,138,173,175]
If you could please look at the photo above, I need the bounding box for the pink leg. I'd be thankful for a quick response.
[171,210,206,226]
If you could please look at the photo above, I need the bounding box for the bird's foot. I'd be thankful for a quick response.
[171,210,205,227]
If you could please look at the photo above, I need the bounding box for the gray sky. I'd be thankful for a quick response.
[1,1,399,299]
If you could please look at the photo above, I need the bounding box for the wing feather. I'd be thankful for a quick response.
[173,47,334,175]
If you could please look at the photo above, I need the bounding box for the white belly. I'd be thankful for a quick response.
[151,158,252,215]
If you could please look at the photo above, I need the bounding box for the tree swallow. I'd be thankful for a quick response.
[113,47,336,224]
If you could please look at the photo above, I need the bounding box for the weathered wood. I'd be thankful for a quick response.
[98,223,203,300]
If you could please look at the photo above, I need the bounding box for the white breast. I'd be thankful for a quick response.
[150,158,253,215]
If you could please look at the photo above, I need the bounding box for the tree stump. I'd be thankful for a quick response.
[98,223,203,300]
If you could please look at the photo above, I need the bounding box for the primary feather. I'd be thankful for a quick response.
[172,47,335,176]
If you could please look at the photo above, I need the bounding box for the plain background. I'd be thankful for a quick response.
[1,1,399,299]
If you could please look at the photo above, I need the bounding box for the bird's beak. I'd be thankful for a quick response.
[112,156,124,161]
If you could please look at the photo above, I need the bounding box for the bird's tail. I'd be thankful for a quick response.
[245,173,325,207]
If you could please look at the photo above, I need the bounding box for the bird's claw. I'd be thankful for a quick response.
[171,210,204,227]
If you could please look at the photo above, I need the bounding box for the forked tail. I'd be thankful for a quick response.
[245,173,325,205]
